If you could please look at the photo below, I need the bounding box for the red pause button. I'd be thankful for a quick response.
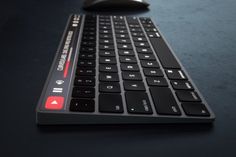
[45,96,64,110]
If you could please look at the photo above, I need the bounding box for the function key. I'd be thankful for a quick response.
[125,92,153,114]
[70,99,95,112]
[165,69,187,80]
[99,94,123,113]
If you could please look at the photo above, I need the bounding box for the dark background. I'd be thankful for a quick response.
[1,0,236,156]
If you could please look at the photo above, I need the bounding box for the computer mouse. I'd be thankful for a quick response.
[83,0,150,10]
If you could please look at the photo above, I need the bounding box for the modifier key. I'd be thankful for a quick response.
[99,94,123,113]
[70,99,95,112]
[150,87,181,115]
[125,92,152,114]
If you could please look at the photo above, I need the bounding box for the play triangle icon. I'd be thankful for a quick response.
[51,100,58,105]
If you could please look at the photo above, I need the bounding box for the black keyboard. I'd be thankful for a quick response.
[36,15,215,124]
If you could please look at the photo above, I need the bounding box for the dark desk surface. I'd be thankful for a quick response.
[1,0,236,156]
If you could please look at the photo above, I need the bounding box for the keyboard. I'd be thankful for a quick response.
[36,14,215,124]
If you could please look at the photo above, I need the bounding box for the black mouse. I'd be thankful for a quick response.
[83,0,150,10]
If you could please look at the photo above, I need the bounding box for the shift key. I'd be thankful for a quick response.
[149,87,181,115]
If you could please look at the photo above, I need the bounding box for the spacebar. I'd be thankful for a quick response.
[149,87,181,115]
[149,38,180,69]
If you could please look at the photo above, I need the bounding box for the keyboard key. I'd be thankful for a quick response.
[99,82,121,93]
[120,63,139,71]
[136,48,153,54]
[80,47,96,53]
[100,34,113,39]
[126,16,139,24]
[176,91,201,102]
[143,68,163,77]
[117,44,133,50]
[99,65,118,73]
[170,80,193,90]
[79,53,95,60]
[131,32,145,37]
[149,37,181,68]
[99,73,119,82]
[77,60,95,67]
[165,69,187,80]
[125,92,152,114]
[72,87,95,98]
[134,42,150,48]
[70,99,95,112]
[119,56,137,63]
[150,87,181,115]
[74,77,95,86]
[76,68,95,76]
[124,81,145,91]
[116,34,129,39]
[133,37,147,42]
[99,39,114,45]
[122,72,142,81]
[99,94,123,113]
[99,44,114,50]
[138,54,156,60]
[99,57,117,64]
[146,77,168,86]
[182,103,210,116]
[118,50,135,56]
[140,60,159,68]
[99,50,115,57]
[116,39,131,44]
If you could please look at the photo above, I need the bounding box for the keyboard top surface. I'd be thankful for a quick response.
[36,14,215,124]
